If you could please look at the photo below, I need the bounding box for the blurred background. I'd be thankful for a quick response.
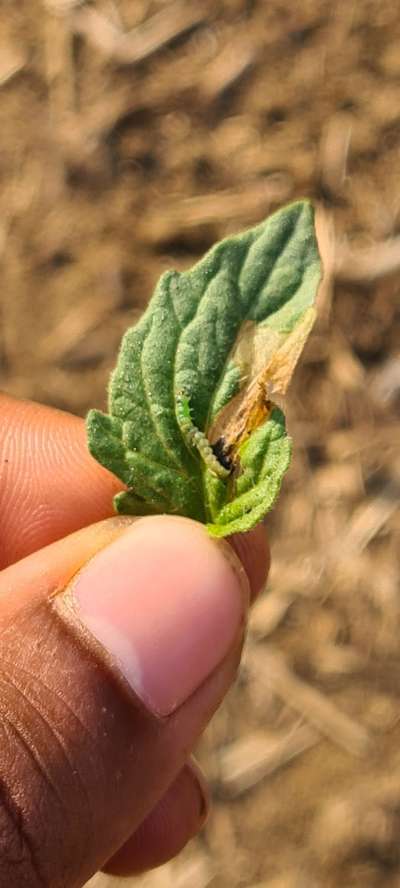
[1,1,400,886]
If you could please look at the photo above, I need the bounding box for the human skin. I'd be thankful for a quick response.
[0,394,269,886]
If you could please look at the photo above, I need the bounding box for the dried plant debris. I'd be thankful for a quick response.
[216,724,319,797]
[5,3,400,887]
[87,200,322,536]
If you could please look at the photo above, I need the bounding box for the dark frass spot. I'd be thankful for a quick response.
[212,438,233,472]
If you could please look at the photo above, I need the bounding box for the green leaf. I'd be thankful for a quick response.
[206,408,292,537]
[87,199,322,537]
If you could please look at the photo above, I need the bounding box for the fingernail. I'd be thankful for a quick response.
[60,517,249,717]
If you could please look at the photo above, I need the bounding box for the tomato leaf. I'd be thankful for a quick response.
[87,200,322,536]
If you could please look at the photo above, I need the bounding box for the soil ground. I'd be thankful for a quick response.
[1,2,400,886]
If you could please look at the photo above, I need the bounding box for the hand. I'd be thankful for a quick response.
[0,393,269,886]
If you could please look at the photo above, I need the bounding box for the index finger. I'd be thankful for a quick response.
[0,394,121,568]
[0,394,269,597]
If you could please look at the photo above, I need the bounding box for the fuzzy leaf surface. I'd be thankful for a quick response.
[87,200,322,536]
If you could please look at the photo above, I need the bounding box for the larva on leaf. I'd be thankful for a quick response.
[176,391,231,480]
[87,201,322,536]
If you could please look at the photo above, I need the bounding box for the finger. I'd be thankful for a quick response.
[0,394,121,567]
[230,524,270,601]
[103,759,209,877]
[0,514,252,886]
[0,396,270,602]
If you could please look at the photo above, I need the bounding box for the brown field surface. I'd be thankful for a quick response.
[1,2,400,886]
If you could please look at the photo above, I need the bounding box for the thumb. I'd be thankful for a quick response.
[0,515,249,888]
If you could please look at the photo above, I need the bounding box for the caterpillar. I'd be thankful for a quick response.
[176,391,231,480]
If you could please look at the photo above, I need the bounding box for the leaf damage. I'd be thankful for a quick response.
[87,199,322,536]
